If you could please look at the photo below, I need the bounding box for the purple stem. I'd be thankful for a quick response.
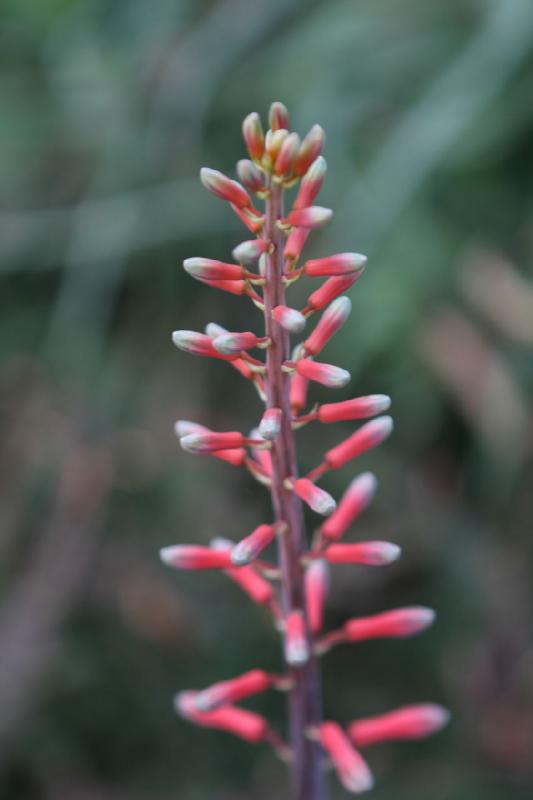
[262,179,329,800]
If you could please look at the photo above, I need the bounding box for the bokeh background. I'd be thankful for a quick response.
[1,0,533,798]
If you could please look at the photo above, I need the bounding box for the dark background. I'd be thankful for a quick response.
[1,1,533,798]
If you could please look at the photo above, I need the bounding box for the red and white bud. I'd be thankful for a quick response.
[212,331,264,356]
[198,277,248,296]
[303,296,351,356]
[160,545,232,571]
[249,427,273,477]
[318,395,391,423]
[236,159,265,193]
[321,473,377,541]
[284,227,310,263]
[177,695,268,742]
[269,101,290,131]
[293,156,327,210]
[294,124,325,177]
[285,206,332,230]
[324,416,393,470]
[212,538,274,606]
[231,524,277,566]
[343,607,436,643]
[242,112,265,161]
[259,407,282,441]
[324,541,401,566]
[293,478,336,516]
[290,371,309,413]
[305,559,329,635]
[304,252,367,278]
[305,274,362,313]
[230,203,264,234]
[180,430,248,454]
[183,257,246,282]
[200,167,252,209]
[348,704,450,748]
[232,238,269,265]
[275,132,300,176]
[172,330,237,360]
[195,669,273,712]
[174,420,246,467]
[317,722,374,794]
[272,305,306,333]
[294,358,351,388]
[284,610,309,666]
[265,128,289,164]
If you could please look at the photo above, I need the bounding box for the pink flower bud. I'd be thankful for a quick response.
[265,128,289,163]
[200,167,251,209]
[348,704,450,748]
[160,545,232,570]
[272,305,306,333]
[305,274,362,313]
[304,252,367,278]
[183,257,247,282]
[177,696,269,742]
[212,540,274,606]
[195,669,273,712]
[318,395,391,423]
[198,277,248,296]
[259,407,282,441]
[321,473,377,541]
[318,722,374,794]
[324,541,401,566]
[284,610,309,666]
[174,421,246,467]
[293,124,325,177]
[285,206,332,230]
[294,358,351,388]
[293,156,327,210]
[180,430,248,454]
[231,524,277,566]
[284,227,310,262]
[230,203,264,234]
[212,331,264,356]
[290,371,309,413]
[269,101,290,131]
[293,478,336,516]
[172,330,238,360]
[275,132,300,175]
[232,238,269,265]
[249,428,273,477]
[324,416,393,470]
[242,112,265,161]
[305,559,329,635]
[343,607,436,642]
[303,296,351,356]
[236,159,265,193]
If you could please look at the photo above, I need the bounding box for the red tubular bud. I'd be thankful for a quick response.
[177,695,268,742]
[284,610,309,666]
[343,607,436,642]
[292,478,336,516]
[242,112,265,161]
[212,331,264,356]
[303,296,351,356]
[285,206,332,230]
[317,722,374,794]
[174,421,246,467]
[236,159,265,193]
[180,431,248,454]
[232,238,269,265]
[324,416,393,470]
[320,473,377,541]
[183,257,247,282]
[305,559,329,635]
[284,227,310,262]
[348,704,450,748]
[304,252,367,278]
[290,371,309,413]
[231,524,277,566]
[200,167,252,209]
[275,132,300,176]
[259,407,282,441]
[272,305,306,333]
[172,330,239,361]
[160,545,232,570]
[293,124,325,177]
[269,101,290,131]
[265,129,289,164]
[195,669,273,712]
[293,156,327,210]
[324,541,401,566]
[212,539,274,606]
[305,274,362,313]
[198,277,247,296]
[318,395,391,423]
[294,358,351,388]
[230,203,264,234]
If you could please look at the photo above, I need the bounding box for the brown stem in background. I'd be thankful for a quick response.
[263,181,328,800]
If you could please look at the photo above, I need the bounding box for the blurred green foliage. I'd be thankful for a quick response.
[1,0,533,798]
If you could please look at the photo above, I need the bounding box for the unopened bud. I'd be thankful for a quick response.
[272,305,306,333]
[324,416,393,470]
[293,156,327,210]
[231,524,277,566]
[265,128,289,164]
[303,296,351,356]
[318,395,391,424]
[236,159,265,193]
[324,541,401,566]
[242,112,265,161]
[348,704,450,748]
[304,252,367,278]
[180,430,247,454]
[294,358,350,388]
[232,238,269,265]
[343,607,436,642]
[284,227,310,262]
[275,132,300,176]
[293,478,336,516]
[305,559,329,635]
[321,473,377,541]
[269,101,290,131]
[293,124,325,176]
[259,407,282,441]
[200,167,252,209]
[317,722,374,794]
[305,274,362,313]
[183,257,245,282]
[172,330,236,361]
[284,610,309,666]
[285,206,332,230]
[160,545,232,570]
[212,331,264,355]
[195,669,272,712]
